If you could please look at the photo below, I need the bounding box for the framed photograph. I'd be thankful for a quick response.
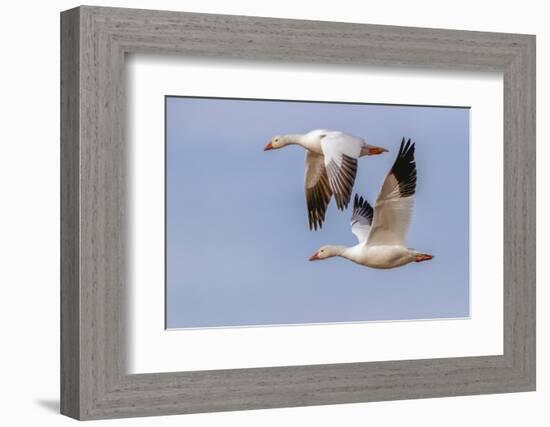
[61,6,536,420]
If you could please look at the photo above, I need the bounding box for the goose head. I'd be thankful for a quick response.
[309,245,345,261]
[264,135,284,151]
[265,129,328,151]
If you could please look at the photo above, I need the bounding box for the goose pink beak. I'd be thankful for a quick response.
[264,142,273,151]
[309,252,320,261]
[367,146,388,155]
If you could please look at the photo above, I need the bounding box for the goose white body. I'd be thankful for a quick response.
[343,244,417,269]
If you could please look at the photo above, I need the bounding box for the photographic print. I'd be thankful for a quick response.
[165,96,469,329]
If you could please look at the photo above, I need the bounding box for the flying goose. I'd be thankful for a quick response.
[264,129,388,230]
[308,139,433,269]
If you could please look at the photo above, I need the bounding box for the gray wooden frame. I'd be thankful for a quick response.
[60,5,536,421]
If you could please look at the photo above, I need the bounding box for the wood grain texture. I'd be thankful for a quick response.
[60,5,536,420]
[60,7,80,419]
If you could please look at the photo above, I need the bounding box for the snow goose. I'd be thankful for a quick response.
[264,129,388,230]
[308,138,434,269]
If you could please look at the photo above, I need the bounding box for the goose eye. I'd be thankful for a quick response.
[320,134,326,139]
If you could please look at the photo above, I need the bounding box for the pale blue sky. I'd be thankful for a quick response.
[166,96,469,329]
